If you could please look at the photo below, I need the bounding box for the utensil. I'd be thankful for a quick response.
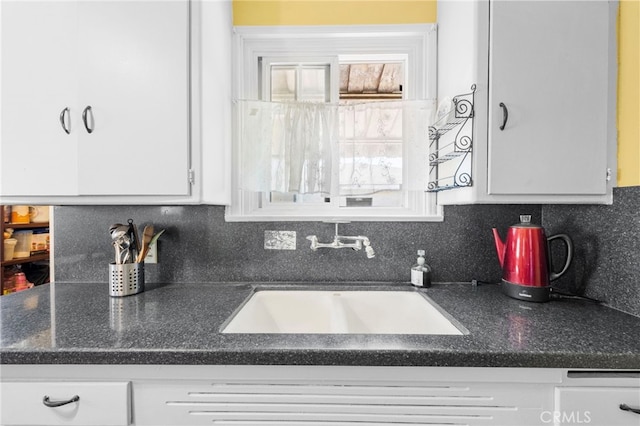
[112,241,120,264]
[109,224,129,240]
[125,219,139,263]
[493,215,573,302]
[128,219,141,253]
[118,235,131,264]
[136,225,154,263]
[110,224,128,264]
[109,223,126,235]
[136,228,165,263]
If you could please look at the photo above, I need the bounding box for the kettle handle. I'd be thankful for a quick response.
[548,234,573,281]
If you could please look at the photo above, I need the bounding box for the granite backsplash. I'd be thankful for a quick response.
[542,186,640,317]
[52,187,640,317]
[53,204,541,285]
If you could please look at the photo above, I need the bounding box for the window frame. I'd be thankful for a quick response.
[228,24,442,222]
[262,56,338,103]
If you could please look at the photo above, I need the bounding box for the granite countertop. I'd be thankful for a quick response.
[1,281,639,368]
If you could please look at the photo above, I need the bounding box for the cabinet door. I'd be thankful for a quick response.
[0,1,79,196]
[135,380,551,425]
[76,0,190,196]
[555,387,640,426]
[487,1,611,195]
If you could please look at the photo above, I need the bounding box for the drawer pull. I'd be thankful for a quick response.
[620,403,640,415]
[42,395,80,407]
[82,105,94,133]
[59,107,71,134]
[499,102,508,131]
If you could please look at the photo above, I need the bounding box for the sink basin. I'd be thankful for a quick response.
[222,290,466,335]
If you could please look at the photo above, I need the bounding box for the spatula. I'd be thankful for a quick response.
[136,225,154,263]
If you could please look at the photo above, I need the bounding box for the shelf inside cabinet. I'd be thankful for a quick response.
[1,253,50,267]
[427,84,475,193]
[4,222,49,229]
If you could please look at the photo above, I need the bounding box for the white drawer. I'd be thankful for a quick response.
[555,387,640,426]
[0,381,130,426]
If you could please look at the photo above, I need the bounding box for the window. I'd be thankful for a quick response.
[229,25,441,221]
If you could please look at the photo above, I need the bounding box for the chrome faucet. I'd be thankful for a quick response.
[306,222,375,259]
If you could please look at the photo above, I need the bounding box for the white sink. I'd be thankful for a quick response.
[222,290,465,335]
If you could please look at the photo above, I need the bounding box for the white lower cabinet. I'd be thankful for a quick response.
[131,366,558,426]
[134,380,550,425]
[2,365,638,426]
[0,381,131,426]
[554,387,640,426]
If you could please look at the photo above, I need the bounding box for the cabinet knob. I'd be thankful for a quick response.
[42,394,80,408]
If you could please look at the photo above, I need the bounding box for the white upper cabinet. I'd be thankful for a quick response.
[436,0,617,205]
[0,1,80,196]
[0,0,224,204]
[75,0,190,196]
[488,1,611,196]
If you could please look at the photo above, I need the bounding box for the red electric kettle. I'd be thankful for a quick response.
[492,215,573,302]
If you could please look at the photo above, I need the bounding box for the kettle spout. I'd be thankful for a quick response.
[492,228,505,267]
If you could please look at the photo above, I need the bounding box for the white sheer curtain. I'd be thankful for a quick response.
[338,100,434,195]
[239,100,337,195]
[238,99,435,196]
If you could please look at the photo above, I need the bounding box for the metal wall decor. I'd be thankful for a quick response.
[427,84,476,192]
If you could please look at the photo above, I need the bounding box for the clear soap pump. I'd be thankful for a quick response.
[411,250,432,288]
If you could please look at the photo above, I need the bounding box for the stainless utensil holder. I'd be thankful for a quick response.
[109,262,144,297]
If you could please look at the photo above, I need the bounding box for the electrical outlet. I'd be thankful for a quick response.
[144,243,158,264]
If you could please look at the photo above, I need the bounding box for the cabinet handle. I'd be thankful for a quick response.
[499,102,508,131]
[82,105,94,134]
[620,403,640,415]
[42,395,80,407]
[59,107,70,134]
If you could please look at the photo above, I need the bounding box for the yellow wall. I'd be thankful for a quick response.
[233,1,437,26]
[234,0,639,187]
[617,0,640,187]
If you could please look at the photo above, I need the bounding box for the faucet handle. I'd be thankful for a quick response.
[362,239,375,258]
[306,235,319,250]
[365,245,375,258]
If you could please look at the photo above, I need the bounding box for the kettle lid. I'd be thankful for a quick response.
[513,214,541,228]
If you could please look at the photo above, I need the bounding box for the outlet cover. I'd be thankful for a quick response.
[264,231,296,250]
[144,243,158,263]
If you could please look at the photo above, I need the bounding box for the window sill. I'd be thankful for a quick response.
[224,206,444,223]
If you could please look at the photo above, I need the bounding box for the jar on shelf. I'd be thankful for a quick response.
[13,272,33,292]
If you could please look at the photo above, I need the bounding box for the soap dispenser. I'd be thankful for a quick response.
[411,250,432,288]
